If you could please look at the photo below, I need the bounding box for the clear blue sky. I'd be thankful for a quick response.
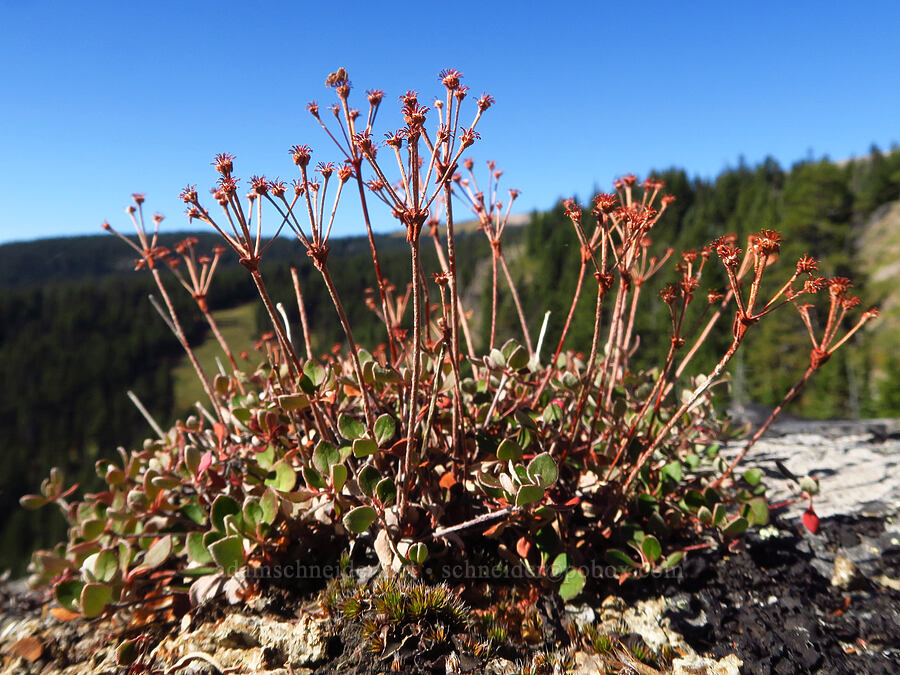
[1,1,898,245]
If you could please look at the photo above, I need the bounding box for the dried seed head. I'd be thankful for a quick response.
[269,179,287,198]
[460,127,480,148]
[307,101,320,117]
[622,174,638,187]
[796,255,818,274]
[803,277,826,293]
[132,193,146,205]
[325,67,349,88]
[862,307,880,320]
[212,153,235,175]
[509,189,520,200]
[659,284,678,304]
[593,193,617,214]
[828,276,852,298]
[250,175,269,195]
[290,144,312,168]
[316,162,335,180]
[752,228,782,256]
[337,164,353,182]
[716,244,742,269]
[463,157,474,170]
[563,199,582,223]
[477,93,494,111]
[366,89,384,106]
[152,213,164,225]
[708,289,724,304]
[661,194,676,206]
[439,68,463,90]
[180,185,198,203]
[218,176,239,196]
[400,90,419,107]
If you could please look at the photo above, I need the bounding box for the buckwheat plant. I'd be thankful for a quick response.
[23,68,876,630]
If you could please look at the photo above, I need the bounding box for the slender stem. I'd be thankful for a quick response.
[150,268,223,423]
[290,267,314,361]
[319,263,375,431]
[353,163,398,363]
[711,364,816,489]
[443,187,466,471]
[400,239,424,517]
[498,250,534,357]
[249,269,302,377]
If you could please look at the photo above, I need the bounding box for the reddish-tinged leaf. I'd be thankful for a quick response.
[213,422,227,445]
[439,472,457,489]
[50,607,82,621]
[482,522,505,537]
[10,636,42,662]
[802,507,820,534]
[197,451,213,477]
[516,536,531,558]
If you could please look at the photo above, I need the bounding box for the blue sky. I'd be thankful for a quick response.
[1,0,898,245]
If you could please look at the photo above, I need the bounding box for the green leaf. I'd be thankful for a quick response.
[712,503,727,527]
[338,414,366,441]
[207,535,245,573]
[496,439,523,462]
[798,475,820,496]
[231,408,252,424]
[358,465,380,497]
[407,542,428,565]
[265,460,297,492]
[551,553,569,577]
[527,453,558,488]
[742,497,770,526]
[660,461,683,484]
[684,489,705,510]
[187,532,213,565]
[255,444,276,470]
[697,506,713,525]
[375,477,397,505]
[353,438,377,458]
[259,489,278,525]
[303,465,326,490]
[278,393,310,410]
[116,639,139,666]
[91,549,118,583]
[489,348,506,369]
[605,548,639,569]
[180,500,206,526]
[19,494,48,510]
[558,568,586,601]
[243,499,264,531]
[81,582,113,618]
[313,441,340,475]
[303,360,327,387]
[374,414,396,446]
[55,580,84,612]
[641,535,662,563]
[331,464,348,492]
[343,506,377,533]
[661,551,684,570]
[141,535,173,570]
[211,495,241,531]
[541,402,563,424]
[742,468,763,486]
[722,516,749,538]
[507,345,529,371]
[515,484,545,507]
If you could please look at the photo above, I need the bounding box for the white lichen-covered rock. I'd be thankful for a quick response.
[672,653,743,675]
[598,595,694,655]
[151,611,327,673]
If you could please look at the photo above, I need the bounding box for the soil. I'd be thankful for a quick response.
[617,511,900,674]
